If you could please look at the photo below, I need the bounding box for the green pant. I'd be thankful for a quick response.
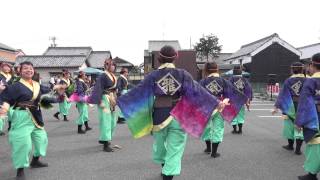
[98,96,116,141]
[201,113,225,143]
[152,119,187,176]
[8,110,48,169]
[0,117,4,132]
[304,144,320,174]
[59,99,71,116]
[231,106,245,125]
[76,102,88,125]
[7,107,14,122]
[282,119,304,140]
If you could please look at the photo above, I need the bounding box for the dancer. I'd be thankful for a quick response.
[116,67,129,124]
[53,69,72,121]
[0,61,65,180]
[74,71,91,134]
[200,62,247,158]
[273,62,306,155]
[88,58,118,152]
[117,46,227,180]
[296,53,320,180]
[229,65,252,134]
[0,62,13,135]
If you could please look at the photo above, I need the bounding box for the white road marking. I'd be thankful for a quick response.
[258,116,282,118]
[250,104,274,106]
[249,109,273,111]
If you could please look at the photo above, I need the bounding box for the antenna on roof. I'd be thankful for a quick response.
[49,36,57,47]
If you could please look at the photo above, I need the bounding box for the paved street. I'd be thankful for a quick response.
[0,99,306,180]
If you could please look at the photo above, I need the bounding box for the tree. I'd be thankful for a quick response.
[194,34,222,61]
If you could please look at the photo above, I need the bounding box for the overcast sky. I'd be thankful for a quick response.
[1,0,319,65]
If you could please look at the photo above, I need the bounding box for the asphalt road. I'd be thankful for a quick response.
[0,99,307,180]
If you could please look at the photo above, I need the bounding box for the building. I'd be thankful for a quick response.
[112,56,134,74]
[298,43,320,63]
[0,42,25,63]
[16,55,88,82]
[87,51,112,69]
[196,53,233,78]
[144,40,181,74]
[17,47,109,83]
[144,40,199,79]
[224,33,301,83]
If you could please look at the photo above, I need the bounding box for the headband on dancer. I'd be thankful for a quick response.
[159,52,177,59]
[291,65,304,68]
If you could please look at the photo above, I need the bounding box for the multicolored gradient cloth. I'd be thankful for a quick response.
[69,93,89,103]
[117,72,219,138]
[220,83,248,123]
[170,81,219,138]
[117,76,154,138]
[296,78,320,142]
[275,82,296,121]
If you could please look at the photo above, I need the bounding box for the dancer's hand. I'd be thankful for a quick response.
[0,81,6,91]
[246,100,250,111]
[295,125,303,132]
[271,108,278,115]
[217,98,230,112]
[0,103,9,115]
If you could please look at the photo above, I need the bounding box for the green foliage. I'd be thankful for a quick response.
[194,34,222,61]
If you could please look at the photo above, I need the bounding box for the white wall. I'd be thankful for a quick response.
[299,44,320,60]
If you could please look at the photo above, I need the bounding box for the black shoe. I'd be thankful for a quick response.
[163,175,173,180]
[30,156,48,168]
[211,153,221,158]
[103,142,114,152]
[237,124,243,134]
[84,121,92,131]
[16,168,25,180]
[282,145,294,151]
[204,148,211,154]
[78,125,86,134]
[283,139,294,151]
[232,125,237,134]
[211,143,220,158]
[298,173,318,180]
[0,132,5,136]
[63,115,68,121]
[204,141,211,154]
[117,118,125,124]
[295,139,303,155]
[53,112,60,120]
[99,140,106,145]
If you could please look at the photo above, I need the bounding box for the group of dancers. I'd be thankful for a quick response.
[0,45,319,180]
[273,54,320,180]
[0,60,130,179]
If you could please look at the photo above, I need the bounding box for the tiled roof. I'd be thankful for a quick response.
[148,40,181,52]
[43,47,93,57]
[0,42,17,52]
[0,57,15,64]
[113,56,134,66]
[226,33,278,60]
[196,53,232,64]
[87,51,112,68]
[16,55,87,68]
